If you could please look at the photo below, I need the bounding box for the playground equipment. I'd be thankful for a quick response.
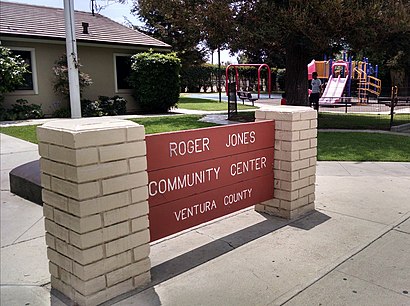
[225,64,271,98]
[308,55,382,105]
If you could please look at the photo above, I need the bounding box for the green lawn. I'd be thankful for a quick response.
[319,112,410,130]
[177,96,257,111]
[318,132,410,161]
[131,114,218,134]
[0,125,40,144]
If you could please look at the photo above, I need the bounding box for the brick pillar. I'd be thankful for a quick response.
[37,118,150,306]
[255,106,317,219]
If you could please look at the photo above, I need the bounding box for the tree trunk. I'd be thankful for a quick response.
[285,42,309,106]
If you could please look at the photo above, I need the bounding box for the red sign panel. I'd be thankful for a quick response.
[146,121,275,241]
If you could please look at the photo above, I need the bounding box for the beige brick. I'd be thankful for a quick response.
[310,119,318,129]
[275,189,298,202]
[265,109,301,121]
[133,271,150,287]
[51,276,74,300]
[106,258,150,287]
[299,148,316,160]
[310,138,317,148]
[102,172,148,195]
[103,206,129,226]
[275,150,299,162]
[131,216,149,233]
[38,143,49,158]
[254,110,267,120]
[299,185,315,198]
[280,196,309,211]
[260,198,280,208]
[68,191,130,217]
[47,248,72,272]
[299,129,317,140]
[290,139,310,151]
[45,219,69,242]
[99,142,146,163]
[43,204,54,220]
[128,202,149,219]
[309,157,316,166]
[309,193,316,203]
[42,190,68,211]
[37,127,63,145]
[254,204,265,211]
[54,209,102,234]
[293,158,310,171]
[300,110,317,120]
[290,202,315,219]
[55,237,69,255]
[274,169,299,182]
[129,157,147,173]
[51,177,100,200]
[73,251,132,281]
[126,126,145,142]
[65,160,128,183]
[105,230,150,257]
[68,245,104,265]
[73,278,134,306]
[281,120,310,131]
[280,177,309,192]
[49,261,60,278]
[131,186,148,203]
[40,158,65,179]
[276,130,299,141]
[41,173,51,189]
[299,166,316,179]
[70,274,106,296]
[133,243,150,262]
[70,229,103,249]
[264,205,281,216]
[64,128,127,149]
[309,175,316,185]
[103,221,130,241]
[45,232,56,249]
[48,145,99,166]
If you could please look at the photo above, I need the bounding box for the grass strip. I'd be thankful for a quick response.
[0,125,40,144]
[319,112,410,130]
[318,132,410,161]
[177,96,257,111]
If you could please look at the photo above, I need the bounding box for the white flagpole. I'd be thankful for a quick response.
[63,0,82,118]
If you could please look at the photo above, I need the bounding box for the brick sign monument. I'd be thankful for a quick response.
[37,106,317,306]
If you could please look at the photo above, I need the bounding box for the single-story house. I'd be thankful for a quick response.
[0,1,171,115]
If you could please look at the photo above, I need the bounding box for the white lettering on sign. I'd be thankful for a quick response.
[169,137,210,157]
[225,131,256,148]
[149,167,220,196]
[174,200,217,221]
[224,188,253,205]
[230,156,267,176]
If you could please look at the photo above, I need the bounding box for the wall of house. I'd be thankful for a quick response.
[2,39,140,116]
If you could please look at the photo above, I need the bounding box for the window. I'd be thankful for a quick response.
[9,48,37,93]
[114,55,133,91]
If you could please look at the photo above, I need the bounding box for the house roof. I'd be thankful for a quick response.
[0,1,171,50]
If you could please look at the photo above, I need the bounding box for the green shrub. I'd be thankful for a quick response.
[52,107,71,118]
[98,95,127,115]
[130,50,181,113]
[80,96,127,117]
[0,99,44,121]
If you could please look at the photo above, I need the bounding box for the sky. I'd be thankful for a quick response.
[2,0,237,64]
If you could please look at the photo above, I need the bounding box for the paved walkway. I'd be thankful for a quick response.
[1,128,409,305]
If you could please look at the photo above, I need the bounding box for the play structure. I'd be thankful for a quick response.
[225,64,272,98]
[308,55,382,105]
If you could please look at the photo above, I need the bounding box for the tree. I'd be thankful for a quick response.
[0,46,28,103]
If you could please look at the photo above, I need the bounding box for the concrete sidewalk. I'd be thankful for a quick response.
[1,133,409,306]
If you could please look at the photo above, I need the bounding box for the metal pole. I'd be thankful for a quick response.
[218,47,221,103]
[64,0,82,118]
